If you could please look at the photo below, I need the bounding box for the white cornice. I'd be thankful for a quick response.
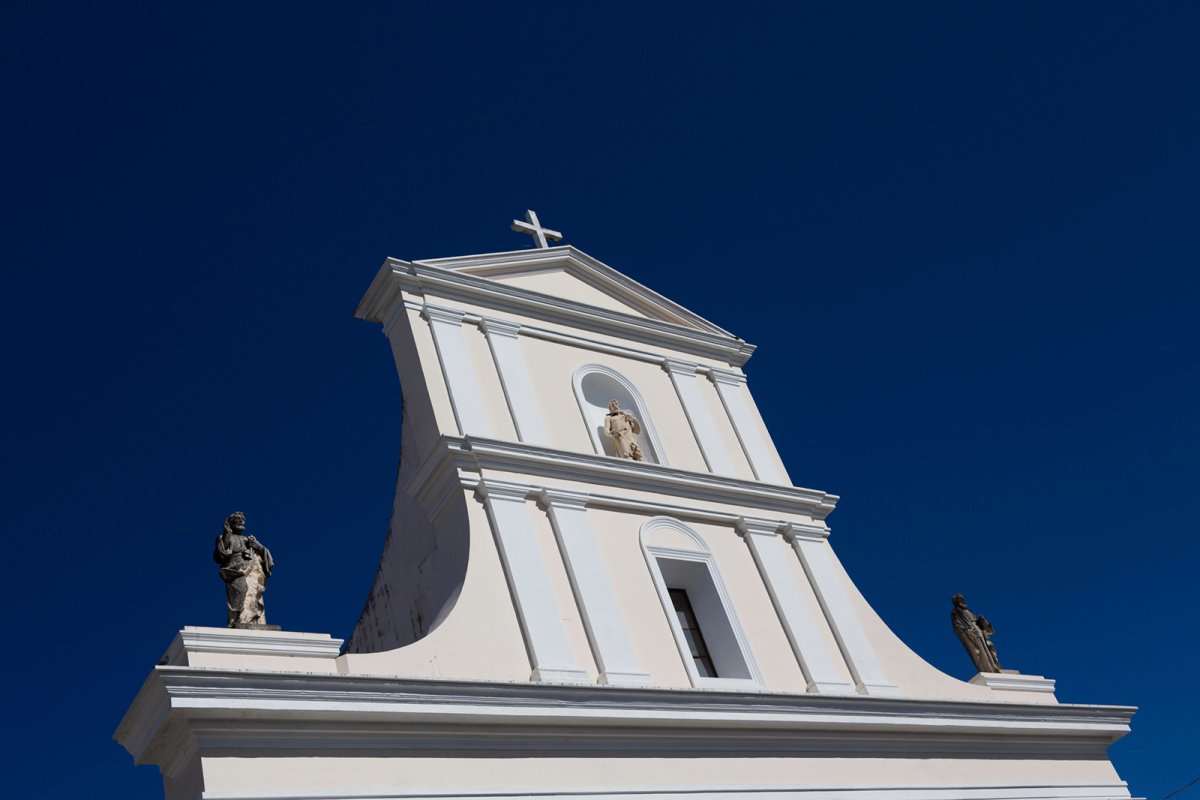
[354,255,757,367]
[116,666,1135,771]
[411,435,838,520]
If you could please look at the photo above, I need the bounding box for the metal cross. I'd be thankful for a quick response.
[510,209,563,249]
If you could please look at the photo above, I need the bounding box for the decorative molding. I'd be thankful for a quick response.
[640,517,764,690]
[663,359,739,476]
[970,672,1057,695]
[737,520,855,695]
[476,480,591,685]
[203,784,1135,800]
[116,667,1136,772]
[164,627,343,664]
[539,489,652,687]
[572,363,670,465]
[354,253,757,368]
[424,435,837,520]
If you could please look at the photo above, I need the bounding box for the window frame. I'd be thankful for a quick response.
[639,516,763,690]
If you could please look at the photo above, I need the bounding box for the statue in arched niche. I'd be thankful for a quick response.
[604,400,643,460]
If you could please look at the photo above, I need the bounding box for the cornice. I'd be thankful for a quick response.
[354,256,757,367]
[418,435,838,520]
[117,667,1135,769]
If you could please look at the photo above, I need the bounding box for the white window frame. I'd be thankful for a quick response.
[639,516,763,689]
[572,363,669,465]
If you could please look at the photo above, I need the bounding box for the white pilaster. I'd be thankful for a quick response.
[738,519,856,695]
[423,306,493,436]
[477,481,590,684]
[540,489,652,686]
[787,525,901,697]
[480,318,553,446]
[663,359,738,476]
[708,368,786,484]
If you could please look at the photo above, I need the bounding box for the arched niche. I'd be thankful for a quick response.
[572,364,668,465]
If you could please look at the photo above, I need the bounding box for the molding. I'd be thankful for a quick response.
[116,667,1136,770]
[164,627,343,664]
[429,435,837,519]
[202,785,1136,800]
[354,254,757,368]
[971,672,1057,695]
[572,363,670,466]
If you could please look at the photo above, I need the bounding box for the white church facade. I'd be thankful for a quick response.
[117,214,1138,800]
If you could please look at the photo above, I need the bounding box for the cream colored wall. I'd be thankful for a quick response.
[339,492,533,681]
[490,269,649,316]
[200,754,1125,796]
[401,302,460,442]
[463,320,519,439]
[518,336,709,469]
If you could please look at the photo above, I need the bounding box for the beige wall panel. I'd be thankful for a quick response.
[699,374,757,479]
[338,496,532,680]
[203,754,1124,795]
[490,269,651,316]
[587,507,692,688]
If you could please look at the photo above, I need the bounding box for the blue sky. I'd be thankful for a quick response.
[3,3,1197,797]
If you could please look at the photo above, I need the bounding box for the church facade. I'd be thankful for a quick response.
[117,220,1138,800]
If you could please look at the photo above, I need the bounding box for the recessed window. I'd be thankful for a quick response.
[669,589,717,678]
[640,516,763,689]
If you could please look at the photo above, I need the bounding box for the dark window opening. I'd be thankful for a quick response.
[669,588,718,678]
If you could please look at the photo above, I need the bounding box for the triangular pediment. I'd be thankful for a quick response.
[415,246,733,336]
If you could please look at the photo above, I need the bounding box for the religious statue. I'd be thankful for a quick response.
[604,400,643,460]
[950,593,1002,673]
[213,511,275,629]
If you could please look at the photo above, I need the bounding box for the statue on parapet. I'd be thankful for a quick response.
[951,593,1001,673]
[604,400,643,460]
[214,512,277,629]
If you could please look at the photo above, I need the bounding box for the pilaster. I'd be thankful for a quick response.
[663,359,738,476]
[480,318,553,446]
[738,518,856,694]
[708,368,786,484]
[786,524,901,697]
[477,481,589,683]
[540,489,652,686]
[423,305,493,436]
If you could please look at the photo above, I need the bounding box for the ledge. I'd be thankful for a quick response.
[117,667,1135,776]
[430,435,838,520]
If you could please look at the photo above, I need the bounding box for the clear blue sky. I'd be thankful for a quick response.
[3,3,1196,798]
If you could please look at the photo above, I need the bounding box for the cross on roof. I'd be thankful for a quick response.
[510,209,563,249]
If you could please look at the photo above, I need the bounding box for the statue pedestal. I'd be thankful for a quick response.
[970,670,1057,697]
[162,625,343,672]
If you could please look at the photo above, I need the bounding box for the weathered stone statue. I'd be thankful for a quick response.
[213,512,275,629]
[951,593,1002,673]
[604,399,643,460]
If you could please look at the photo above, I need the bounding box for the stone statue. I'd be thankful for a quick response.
[213,512,275,629]
[604,400,643,460]
[951,593,1002,673]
